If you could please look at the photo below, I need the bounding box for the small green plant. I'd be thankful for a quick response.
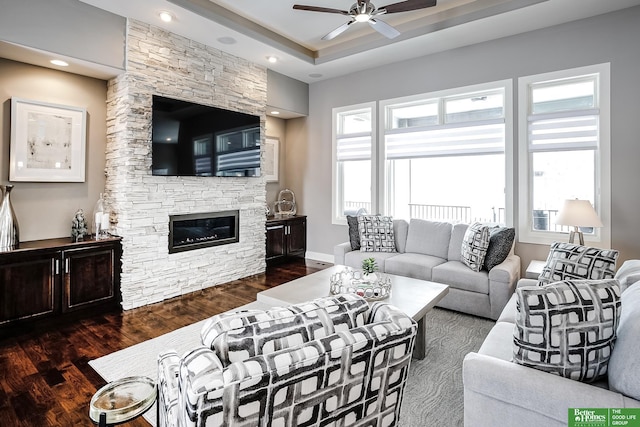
[362,257,378,275]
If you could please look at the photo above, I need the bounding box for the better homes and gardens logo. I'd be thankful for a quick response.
[569,408,640,427]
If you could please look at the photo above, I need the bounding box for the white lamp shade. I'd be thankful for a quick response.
[555,199,603,228]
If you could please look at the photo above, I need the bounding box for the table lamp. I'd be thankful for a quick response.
[554,199,603,245]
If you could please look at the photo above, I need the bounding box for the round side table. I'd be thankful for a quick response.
[89,376,156,426]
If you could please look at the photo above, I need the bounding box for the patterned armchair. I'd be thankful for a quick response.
[157,294,417,427]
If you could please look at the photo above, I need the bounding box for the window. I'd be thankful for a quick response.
[518,64,610,246]
[381,81,512,225]
[332,103,376,224]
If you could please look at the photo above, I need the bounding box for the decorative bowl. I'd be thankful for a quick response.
[329,268,391,301]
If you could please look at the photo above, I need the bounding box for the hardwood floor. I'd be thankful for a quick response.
[0,259,331,427]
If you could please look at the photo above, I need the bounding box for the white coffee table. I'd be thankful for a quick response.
[257,265,449,359]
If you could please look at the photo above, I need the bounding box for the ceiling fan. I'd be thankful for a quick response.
[293,0,437,41]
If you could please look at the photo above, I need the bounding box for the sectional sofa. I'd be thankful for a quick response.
[463,260,640,426]
[334,218,521,320]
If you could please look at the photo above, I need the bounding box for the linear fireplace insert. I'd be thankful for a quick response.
[169,210,239,253]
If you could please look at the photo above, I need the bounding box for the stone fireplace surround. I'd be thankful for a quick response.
[105,20,267,310]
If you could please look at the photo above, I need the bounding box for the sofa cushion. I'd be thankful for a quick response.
[404,219,452,259]
[393,219,409,253]
[513,279,621,383]
[461,222,490,272]
[614,259,640,294]
[538,242,618,286]
[346,215,360,250]
[200,294,369,365]
[483,227,515,271]
[432,261,489,294]
[358,215,396,252]
[607,280,640,400]
[477,321,515,361]
[384,252,446,281]
[447,223,468,262]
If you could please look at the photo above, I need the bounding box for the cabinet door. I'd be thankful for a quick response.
[0,255,58,324]
[266,223,286,261]
[287,218,307,257]
[63,247,115,312]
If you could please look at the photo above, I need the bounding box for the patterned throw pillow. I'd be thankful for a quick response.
[358,215,396,252]
[346,215,361,250]
[483,227,515,271]
[460,222,490,272]
[513,279,621,383]
[538,242,619,286]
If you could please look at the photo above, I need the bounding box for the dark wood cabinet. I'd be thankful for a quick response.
[266,215,306,264]
[0,237,121,326]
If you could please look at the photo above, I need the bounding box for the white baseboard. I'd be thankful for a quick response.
[305,251,334,264]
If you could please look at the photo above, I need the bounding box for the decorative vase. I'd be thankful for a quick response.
[0,185,20,251]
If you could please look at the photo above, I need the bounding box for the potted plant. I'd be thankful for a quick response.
[362,257,378,282]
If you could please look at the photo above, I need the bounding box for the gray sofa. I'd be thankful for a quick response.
[334,219,521,320]
[463,260,640,427]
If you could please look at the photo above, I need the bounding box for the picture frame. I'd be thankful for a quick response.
[264,136,280,182]
[9,97,87,182]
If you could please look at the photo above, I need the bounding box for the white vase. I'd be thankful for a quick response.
[364,272,378,283]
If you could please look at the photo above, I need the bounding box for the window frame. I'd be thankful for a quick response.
[517,63,611,247]
[378,80,514,226]
[332,102,377,225]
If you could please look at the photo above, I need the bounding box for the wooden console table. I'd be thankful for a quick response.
[0,236,122,327]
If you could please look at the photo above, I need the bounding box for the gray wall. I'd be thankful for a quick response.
[0,0,125,70]
[296,6,640,267]
[0,58,108,241]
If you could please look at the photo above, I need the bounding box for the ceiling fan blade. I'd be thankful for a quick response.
[322,21,355,40]
[379,0,437,14]
[368,18,401,39]
[293,5,349,15]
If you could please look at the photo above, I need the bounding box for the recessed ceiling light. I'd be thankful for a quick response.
[270,111,280,115]
[266,56,278,64]
[217,36,237,45]
[50,59,69,67]
[159,11,173,22]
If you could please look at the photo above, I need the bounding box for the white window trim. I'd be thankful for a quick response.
[517,63,611,247]
[332,102,377,225]
[378,80,514,226]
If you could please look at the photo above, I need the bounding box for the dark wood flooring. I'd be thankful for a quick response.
[0,259,331,427]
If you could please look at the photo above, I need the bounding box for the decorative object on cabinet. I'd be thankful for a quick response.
[264,136,279,182]
[93,193,110,239]
[0,185,19,251]
[266,215,306,264]
[71,209,88,242]
[0,236,122,328]
[274,188,297,216]
[9,98,87,182]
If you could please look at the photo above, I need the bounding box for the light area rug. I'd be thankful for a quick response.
[89,304,494,427]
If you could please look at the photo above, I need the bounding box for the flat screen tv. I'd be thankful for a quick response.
[151,95,261,177]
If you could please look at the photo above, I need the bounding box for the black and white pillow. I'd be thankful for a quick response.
[513,279,621,383]
[538,242,619,286]
[346,215,361,250]
[483,227,515,271]
[357,215,396,253]
[461,222,490,272]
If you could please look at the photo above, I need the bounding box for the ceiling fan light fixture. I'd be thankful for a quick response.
[355,13,370,22]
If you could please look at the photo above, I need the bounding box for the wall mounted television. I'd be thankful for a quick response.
[151,95,261,177]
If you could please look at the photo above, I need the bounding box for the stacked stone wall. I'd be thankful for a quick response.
[106,20,267,309]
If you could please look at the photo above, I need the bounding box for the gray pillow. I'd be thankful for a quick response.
[608,280,640,399]
[483,227,515,271]
[513,279,621,383]
[346,215,360,250]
